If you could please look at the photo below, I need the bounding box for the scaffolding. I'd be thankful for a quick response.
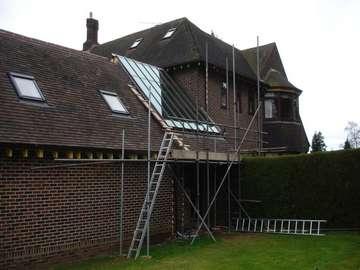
[115,43,269,254]
[31,38,303,260]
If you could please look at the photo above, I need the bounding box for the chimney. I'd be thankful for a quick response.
[83,12,99,51]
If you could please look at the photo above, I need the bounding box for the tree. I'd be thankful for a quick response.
[345,121,360,148]
[343,138,351,149]
[311,131,326,152]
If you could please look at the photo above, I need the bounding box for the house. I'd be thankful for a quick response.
[90,16,309,154]
[0,15,307,269]
[242,43,309,153]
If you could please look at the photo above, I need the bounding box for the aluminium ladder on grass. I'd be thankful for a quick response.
[127,131,175,259]
[235,218,327,236]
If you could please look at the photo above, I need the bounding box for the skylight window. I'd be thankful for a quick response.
[9,72,45,101]
[130,38,143,49]
[163,28,176,39]
[117,55,220,134]
[100,90,128,114]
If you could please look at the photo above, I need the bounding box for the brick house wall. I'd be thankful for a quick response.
[168,63,260,153]
[0,157,174,269]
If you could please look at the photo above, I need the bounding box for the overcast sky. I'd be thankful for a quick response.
[1,0,359,150]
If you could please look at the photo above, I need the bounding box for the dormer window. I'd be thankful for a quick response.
[163,28,176,39]
[130,38,143,49]
[9,72,45,101]
[100,90,128,114]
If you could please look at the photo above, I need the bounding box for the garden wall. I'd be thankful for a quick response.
[241,149,360,229]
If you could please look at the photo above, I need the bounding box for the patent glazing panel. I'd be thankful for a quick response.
[117,55,219,133]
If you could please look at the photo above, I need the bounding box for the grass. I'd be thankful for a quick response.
[54,232,360,270]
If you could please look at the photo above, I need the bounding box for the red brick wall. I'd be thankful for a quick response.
[0,158,174,269]
[169,64,260,152]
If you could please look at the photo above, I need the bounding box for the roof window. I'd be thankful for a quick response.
[163,28,176,39]
[100,90,128,114]
[130,38,143,49]
[9,72,45,101]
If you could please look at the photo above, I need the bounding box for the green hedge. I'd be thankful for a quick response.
[241,149,360,228]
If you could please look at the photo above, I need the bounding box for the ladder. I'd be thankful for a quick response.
[127,131,175,259]
[235,218,327,236]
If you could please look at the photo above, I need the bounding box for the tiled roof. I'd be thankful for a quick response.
[242,42,301,91]
[242,42,287,79]
[91,17,257,80]
[264,69,301,92]
[0,29,164,151]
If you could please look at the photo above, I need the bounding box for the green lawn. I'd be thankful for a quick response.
[55,232,360,270]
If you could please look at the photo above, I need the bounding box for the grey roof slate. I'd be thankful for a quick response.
[0,29,164,151]
[91,17,257,80]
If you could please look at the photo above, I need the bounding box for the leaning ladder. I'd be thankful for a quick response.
[127,131,175,259]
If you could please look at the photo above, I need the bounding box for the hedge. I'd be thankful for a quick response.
[241,149,360,228]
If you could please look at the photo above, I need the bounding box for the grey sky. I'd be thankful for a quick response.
[1,0,359,150]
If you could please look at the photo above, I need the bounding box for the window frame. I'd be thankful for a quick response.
[236,89,242,113]
[9,72,46,102]
[129,38,143,49]
[220,82,228,109]
[163,28,176,39]
[279,96,294,121]
[100,90,129,114]
[248,90,255,115]
[264,98,278,120]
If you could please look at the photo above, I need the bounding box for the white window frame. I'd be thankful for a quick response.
[163,28,176,39]
[9,72,45,102]
[129,38,143,49]
[100,90,129,114]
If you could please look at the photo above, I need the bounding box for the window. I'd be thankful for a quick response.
[130,38,143,49]
[236,89,242,113]
[220,82,227,109]
[248,90,255,115]
[265,99,278,119]
[100,90,128,114]
[9,72,45,101]
[280,97,293,120]
[163,28,176,39]
[293,98,299,121]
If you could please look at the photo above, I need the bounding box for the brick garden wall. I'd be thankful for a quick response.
[0,158,174,269]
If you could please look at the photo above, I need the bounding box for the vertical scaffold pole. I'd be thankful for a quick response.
[226,57,229,114]
[213,164,217,227]
[206,153,210,227]
[227,154,231,232]
[256,36,261,155]
[205,42,210,228]
[119,129,125,256]
[147,87,152,257]
[195,54,200,227]
[232,45,237,151]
